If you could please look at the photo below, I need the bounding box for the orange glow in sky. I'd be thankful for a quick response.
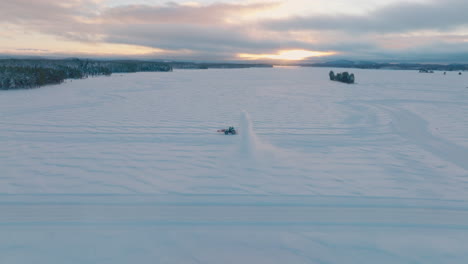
[238,49,337,61]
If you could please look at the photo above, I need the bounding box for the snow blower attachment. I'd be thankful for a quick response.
[217,126,237,135]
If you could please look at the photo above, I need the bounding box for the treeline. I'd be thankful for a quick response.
[0,66,82,89]
[168,62,273,70]
[0,59,172,90]
[301,60,468,71]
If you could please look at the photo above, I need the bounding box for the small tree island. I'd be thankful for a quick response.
[329,71,355,84]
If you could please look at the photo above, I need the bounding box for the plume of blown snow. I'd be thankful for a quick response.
[238,110,280,160]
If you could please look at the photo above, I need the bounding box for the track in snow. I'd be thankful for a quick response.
[1,195,468,264]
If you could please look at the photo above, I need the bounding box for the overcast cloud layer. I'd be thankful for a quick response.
[0,0,467,62]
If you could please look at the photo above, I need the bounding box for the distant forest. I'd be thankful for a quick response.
[300,60,468,71]
[0,58,274,90]
[0,59,172,90]
[4,57,464,90]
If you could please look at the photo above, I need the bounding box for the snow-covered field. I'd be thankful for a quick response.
[1,67,468,263]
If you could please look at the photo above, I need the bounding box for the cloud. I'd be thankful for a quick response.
[0,1,289,53]
[102,23,318,54]
[0,0,100,24]
[259,0,468,61]
[100,2,278,25]
[264,0,468,34]
[0,0,102,42]
[0,0,467,62]
[1,1,318,57]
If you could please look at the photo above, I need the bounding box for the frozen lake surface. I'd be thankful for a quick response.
[1,67,468,263]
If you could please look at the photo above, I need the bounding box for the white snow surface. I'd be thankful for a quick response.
[1,67,468,263]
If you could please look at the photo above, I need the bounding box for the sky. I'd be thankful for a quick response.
[0,0,467,62]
